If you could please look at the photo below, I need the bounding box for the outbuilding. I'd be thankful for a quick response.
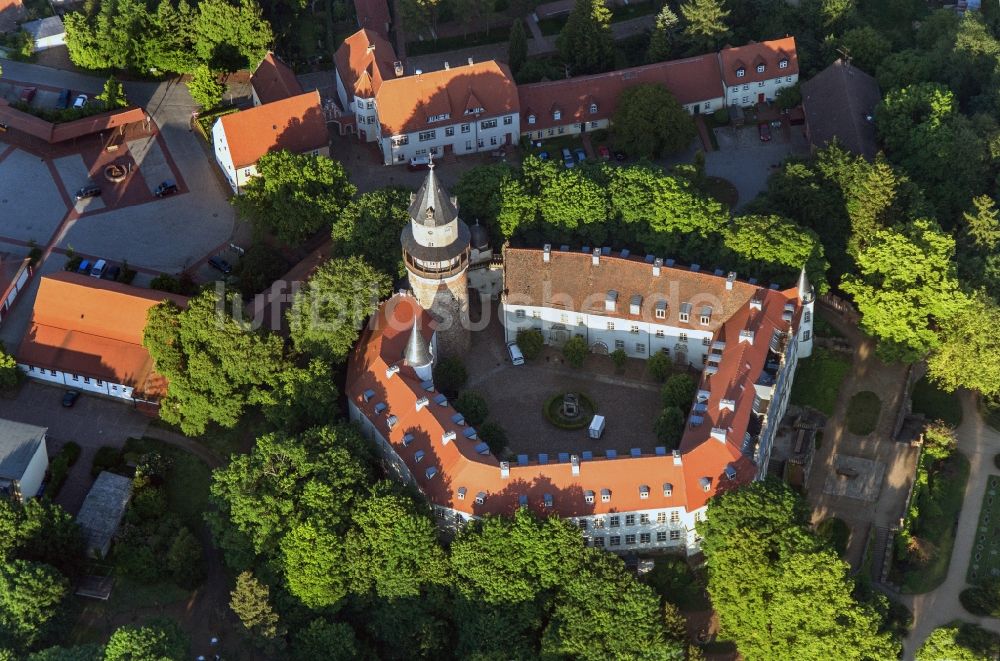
[0,418,47,502]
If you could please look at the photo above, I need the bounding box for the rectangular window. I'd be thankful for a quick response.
[657,531,667,542]
[625,514,635,526]
[553,110,561,120]
[670,511,679,523]
[606,322,615,331]
[480,119,498,129]
[743,84,749,91]
[594,536,605,547]
[657,512,667,524]
[50,370,57,376]
[531,311,540,319]
[418,130,436,141]
[695,512,703,522]
[625,534,636,545]
[655,329,665,338]
[515,309,525,319]
[83,377,90,384]
[547,129,554,136]
[445,127,454,137]
[96,379,103,386]
[594,517,605,529]
[477,138,484,148]
[803,330,812,341]
[780,60,789,69]
[466,141,473,150]
[71,375,78,381]
[670,530,681,540]
[461,124,470,133]
[679,333,688,343]
[392,135,409,146]
[640,514,650,525]
[756,64,765,73]
[702,337,711,346]
[578,519,588,531]
[614,339,625,350]
[655,308,665,319]
[731,86,738,92]
[610,536,621,547]
[705,101,711,110]
[589,121,598,128]
[490,136,498,146]
[636,343,645,353]
[640,533,651,543]
[27,365,34,372]
[679,311,689,323]
[786,76,792,82]
[609,515,620,527]
[758,81,765,87]
[630,325,639,334]
[560,314,568,323]
[503,115,513,125]
[557,126,564,134]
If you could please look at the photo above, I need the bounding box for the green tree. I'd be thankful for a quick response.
[839,26,891,75]
[146,0,199,73]
[917,622,1000,661]
[516,328,544,359]
[280,519,349,608]
[841,219,964,362]
[397,0,441,34]
[144,290,288,436]
[234,150,356,245]
[194,0,273,70]
[454,163,515,224]
[921,421,957,460]
[661,373,696,411]
[725,214,827,290]
[654,406,685,448]
[479,420,508,455]
[345,485,449,599]
[104,620,189,661]
[611,348,628,370]
[18,499,84,577]
[261,358,339,433]
[166,526,205,588]
[508,18,528,75]
[230,571,281,639]
[97,77,127,109]
[647,351,672,381]
[287,256,391,362]
[562,335,588,367]
[679,0,730,52]
[612,84,696,159]
[331,187,410,278]
[187,64,225,110]
[0,560,68,650]
[0,347,21,392]
[557,0,615,74]
[27,644,103,661]
[608,165,727,238]
[928,292,1000,397]
[962,195,1000,250]
[433,356,467,397]
[647,4,680,62]
[454,391,489,425]
[292,619,359,661]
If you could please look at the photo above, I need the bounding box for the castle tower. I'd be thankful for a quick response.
[403,318,434,382]
[401,163,471,357]
[796,266,815,358]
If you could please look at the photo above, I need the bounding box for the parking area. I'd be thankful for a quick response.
[0,76,99,112]
[705,122,809,210]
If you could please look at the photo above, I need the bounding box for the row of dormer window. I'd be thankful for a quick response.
[527,103,599,125]
[735,58,789,77]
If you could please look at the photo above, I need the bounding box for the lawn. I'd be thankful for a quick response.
[123,437,212,526]
[967,473,1000,584]
[67,576,191,644]
[789,347,851,415]
[911,376,963,427]
[846,390,881,435]
[642,556,710,610]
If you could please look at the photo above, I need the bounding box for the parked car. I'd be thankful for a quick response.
[154,180,178,197]
[104,265,121,281]
[90,259,107,278]
[56,89,71,109]
[507,341,525,366]
[75,183,101,200]
[77,259,90,274]
[73,94,88,109]
[62,390,80,408]
[614,150,627,162]
[561,147,574,169]
[538,151,549,161]
[574,148,587,163]
[758,122,772,142]
[598,144,611,160]
[19,87,36,104]
[208,256,232,274]
[407,155,430,171]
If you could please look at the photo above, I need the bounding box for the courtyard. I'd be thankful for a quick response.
[706,121,809,210]
[465,308,670,459]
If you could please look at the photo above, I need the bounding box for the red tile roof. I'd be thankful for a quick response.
[375,60,518,136]
[251,52,303,104]
[719,37,798,87]
[218,91,328,169]
[517,54,723,132]
[347,250,805,519]
[17,273,188,399]
[334,28,397,100]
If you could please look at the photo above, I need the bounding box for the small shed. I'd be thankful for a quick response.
[76,471,133,559]
[588,415,606,439]
[0,418,47,502]
[21,15,64,51]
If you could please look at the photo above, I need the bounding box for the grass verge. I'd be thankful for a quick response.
[911,376,963,427]
[642,556,710,610]
[789,347,851,415]
[846,390,881,435]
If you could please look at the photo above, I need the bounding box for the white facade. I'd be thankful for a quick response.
[726,72,799,108]
[378,112,520,165]
[16,439,47,502]
[18,364,137,401]
[211,118,330,193]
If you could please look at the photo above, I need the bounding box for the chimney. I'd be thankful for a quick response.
[415,396,429,411]
[444,61,450,69]
[653,258,662,277]
[711,427,727,443]
[467,57,474,66]
[500,461,510,478]
[366,44,375,55]
[739,329,755,344]
[672,449,682,466]
[726,271,736,290]
[442,430,456,444]
[393,61,403,77]
[543,243,552,262]
[592,247,600,266]
[415,69,423,75]
[571,454,580,476]
[385,364,400,378]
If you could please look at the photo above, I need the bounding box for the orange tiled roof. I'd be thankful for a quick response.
[347,251,805,519]
[518,54,723,132]
[375,60,518,137]
[719,37,798,87]
[218,91,328,169]
[334,29,397,100]
[252,52,304,104]
[16,273,188,399]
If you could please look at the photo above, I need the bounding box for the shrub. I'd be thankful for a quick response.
[543,392,597,430]
[647,351,671,381]
[654,406,685,448]
[45,454,71,499]
[479,421,508,456]
[515,328,544,360]
[922,421,957,461]
[27,242,42,266]
[127,487,168,522]
[64,255,82,272]
[0,345,22,391]
[434,357,468,398]
[454,391,489,426]
[167,526,205,588]
[563,336,588,368]
[118,260,137,284]
[62,442,82,466]
[610,348,628,371]
[91,446,124,477]
[661,373,696,412]
[817,517,850,556]
[712,108,730,125]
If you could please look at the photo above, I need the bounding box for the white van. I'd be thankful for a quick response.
[507,341,525,366]
[90,259,107,278]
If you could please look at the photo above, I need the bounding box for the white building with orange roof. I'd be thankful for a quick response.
[333,28,399,143]
[719,37,799,108]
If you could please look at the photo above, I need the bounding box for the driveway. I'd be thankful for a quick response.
[705,124,809,210]
[901,391,1000,659]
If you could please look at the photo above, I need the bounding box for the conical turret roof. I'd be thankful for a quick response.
[404,318,432,367]
[408,161,458,228]
[797,266,814,303]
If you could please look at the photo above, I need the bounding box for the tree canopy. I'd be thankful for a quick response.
[612,84,696,159]
[556,0,615,74]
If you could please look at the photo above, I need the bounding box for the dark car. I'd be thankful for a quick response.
[62,390,80,407]
[57,89,71,110]
[19,87,36,104]
[75,183,101,200]
[614,150,627,162]
[154,180,179,197]
[758,122,772,142]
[574,148,587,163]
[208,256,232,274]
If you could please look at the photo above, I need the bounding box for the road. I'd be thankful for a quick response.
[900,390,1000,659]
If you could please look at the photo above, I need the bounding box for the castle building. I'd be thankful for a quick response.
[348,229,814,555]
[401,164,472,357]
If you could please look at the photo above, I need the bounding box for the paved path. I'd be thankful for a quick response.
[900,390,1000,659]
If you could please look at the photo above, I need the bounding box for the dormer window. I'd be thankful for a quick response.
[779,58,788,69]
[601,488,611,503]
[700,306,712,325]
[679,302,691,323]
[756,64,765,73]
[585,490,595,503]
[736,67,745,78]
[527,113,536,125]
[553,109,562,121]
[589,103,598,114]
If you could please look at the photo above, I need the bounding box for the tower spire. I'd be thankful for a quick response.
[404,317,432,367]
[797,266,814,303]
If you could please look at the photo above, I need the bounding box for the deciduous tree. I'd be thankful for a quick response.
[612,84,696,159]
[928,292,1000,397]
[187,64,225,110]
[331,188,410,278]
[104,620,189,661]
[0,560,68,650]
[292,620,359,661]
